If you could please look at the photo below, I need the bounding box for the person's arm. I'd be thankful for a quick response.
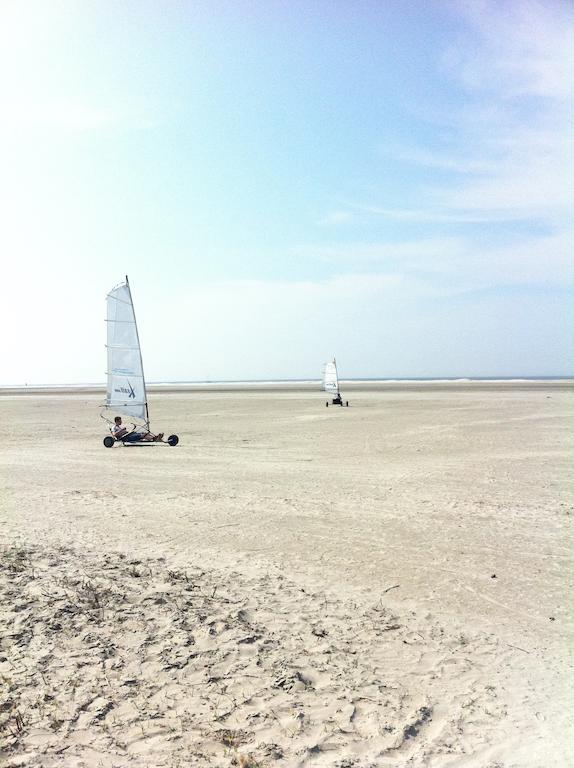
[113,427,129,438]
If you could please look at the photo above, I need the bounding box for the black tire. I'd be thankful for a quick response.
[346,401,349,407]
[167,434,179,447]
[103,436,115,448]
[326,402,329,407]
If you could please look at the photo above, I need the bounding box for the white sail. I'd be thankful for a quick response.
[323,358,339,393]
[105,278,148,424]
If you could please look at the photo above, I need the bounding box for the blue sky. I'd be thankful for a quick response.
[1,0,572,383]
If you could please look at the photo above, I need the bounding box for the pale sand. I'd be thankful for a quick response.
[1,384,573,767]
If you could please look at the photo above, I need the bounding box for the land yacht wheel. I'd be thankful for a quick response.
[167,434,179,446]
[103,436,115,448]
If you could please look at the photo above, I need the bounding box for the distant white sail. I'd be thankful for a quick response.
[323,358,339,394]
[105,278,148,424]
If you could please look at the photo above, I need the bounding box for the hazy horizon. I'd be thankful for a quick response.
[2,374,573,389]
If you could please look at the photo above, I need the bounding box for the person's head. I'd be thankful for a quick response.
[114,416,122,424]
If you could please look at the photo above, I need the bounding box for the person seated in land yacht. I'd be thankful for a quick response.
[112,416,163,442]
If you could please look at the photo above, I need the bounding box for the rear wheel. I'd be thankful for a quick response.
[326,402,329,407]
[103,436,115,448]
[346,401,349,407]
[167,434,179,446]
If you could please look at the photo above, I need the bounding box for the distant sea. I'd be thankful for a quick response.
[1,376,572,390]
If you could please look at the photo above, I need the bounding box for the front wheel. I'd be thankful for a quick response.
[103,436,115,448]
[326,402,329,407]
[167,434,179,447]
[346,401,349,407]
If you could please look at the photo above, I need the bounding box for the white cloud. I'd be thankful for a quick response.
[297,232,571,291]
[433,1,574,221]
[355,205,533,224]
[141,273,573,381]
[451,0,574,100]
[364,1,572,230]
[434,135,574,219]
[0,258,570,385]
[298,238,464,269]
[317,211,354,226]
[391,146,496,175]
[351,0,574,314]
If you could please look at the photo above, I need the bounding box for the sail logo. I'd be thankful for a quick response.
[114,381,136,399]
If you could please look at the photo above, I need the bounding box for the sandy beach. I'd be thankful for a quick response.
[1,382,573,767]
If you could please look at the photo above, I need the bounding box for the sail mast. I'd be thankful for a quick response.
[124,275,150,430]
[333,357,339,395]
